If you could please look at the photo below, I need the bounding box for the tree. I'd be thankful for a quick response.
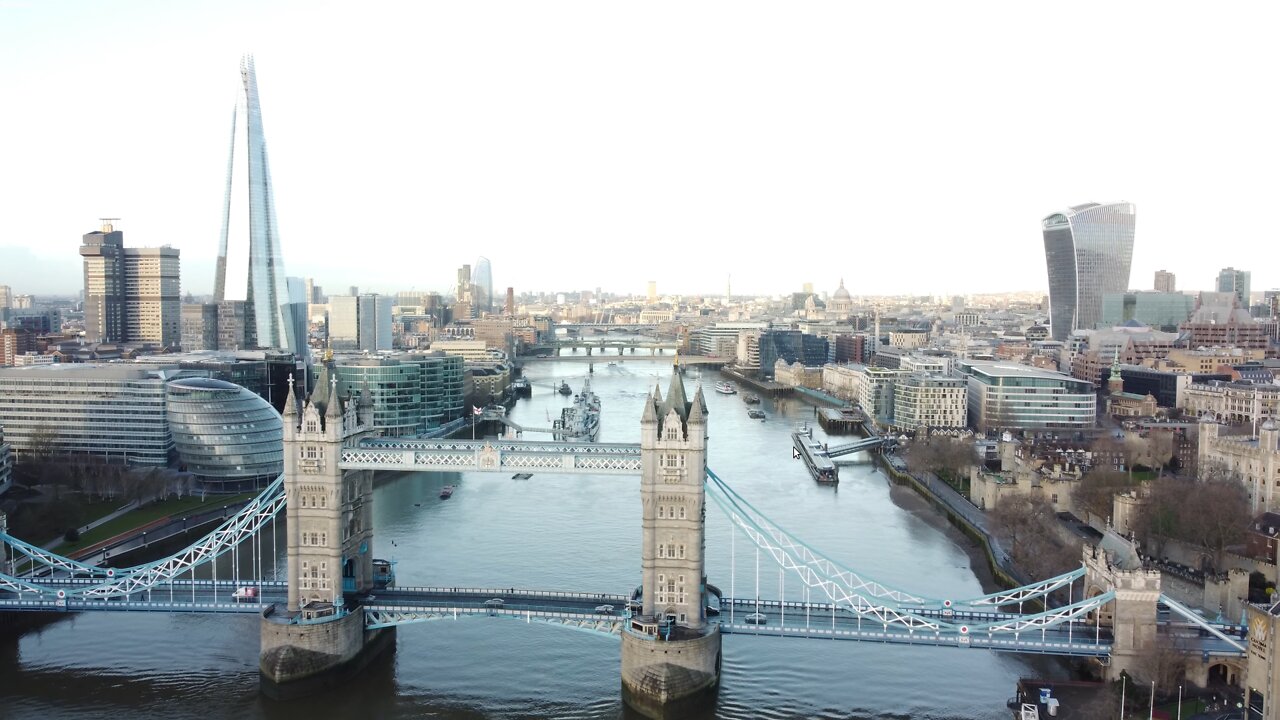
[988,494,1082,582]
[1132,464,1250,571]
[904,436,976,488]
[1072,467,1134,523]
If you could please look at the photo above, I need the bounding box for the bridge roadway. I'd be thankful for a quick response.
[0,582,1248,659]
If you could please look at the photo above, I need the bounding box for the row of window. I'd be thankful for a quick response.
[656,505,687,520]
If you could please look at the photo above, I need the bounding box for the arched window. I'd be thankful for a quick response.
[678,506,686,520]
[658,544,666,558]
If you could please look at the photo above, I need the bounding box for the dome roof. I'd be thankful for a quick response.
[832,278,851,300]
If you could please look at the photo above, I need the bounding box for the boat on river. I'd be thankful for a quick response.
[440,485,455,499]
[558,381,573,396]
[742,393,761,404]
[748,409,766,420]
[715,381,737,395]
[553,377,601,441]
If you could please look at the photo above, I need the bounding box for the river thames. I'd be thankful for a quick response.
[1,357,1067,719]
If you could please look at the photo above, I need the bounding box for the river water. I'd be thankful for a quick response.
[1,357,1065,719]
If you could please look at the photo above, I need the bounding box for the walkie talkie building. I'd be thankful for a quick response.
[1041,202,1136,341]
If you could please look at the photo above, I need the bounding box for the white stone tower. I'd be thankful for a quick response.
[279,366,376,612]
[623,372,720,718]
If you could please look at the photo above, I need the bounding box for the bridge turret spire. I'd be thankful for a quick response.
[283,374,299,421]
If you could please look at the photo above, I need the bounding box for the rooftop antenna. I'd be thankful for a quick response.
[99,217,120,232]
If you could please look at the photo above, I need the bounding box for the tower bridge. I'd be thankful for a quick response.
[0,368,1274,717]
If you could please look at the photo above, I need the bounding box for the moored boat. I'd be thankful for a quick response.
[742,393,761,404]
[553,377,601,442]
[715,381,737,395]
[440,485,455,499]
[558,381,573,396]
[748,409,766,419]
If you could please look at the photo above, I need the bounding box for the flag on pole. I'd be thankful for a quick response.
[473,406,483,416]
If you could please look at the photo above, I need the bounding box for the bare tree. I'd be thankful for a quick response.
[904,436,976,487]
[1136,636,1189,696]
[1072,467,1133,522]
[1133,464,1250,571]
[988,494,1082,581]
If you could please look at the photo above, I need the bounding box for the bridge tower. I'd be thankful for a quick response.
[622,372,721,719]
[1082,541,1161,682]
[259,368,391,698]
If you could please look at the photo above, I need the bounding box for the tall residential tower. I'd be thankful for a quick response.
[1042,202,1136,340]
[214,55,297,354]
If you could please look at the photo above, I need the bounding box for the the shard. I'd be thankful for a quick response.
[214,55,298,354]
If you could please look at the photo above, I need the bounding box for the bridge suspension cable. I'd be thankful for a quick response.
[0,476,286,600]
[707,469,1116,638]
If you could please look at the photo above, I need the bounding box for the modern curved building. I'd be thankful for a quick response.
[1042,202,1136,341]
[472,256,493,316]
[167,377,282,489]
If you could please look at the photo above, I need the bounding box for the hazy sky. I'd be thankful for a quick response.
[1,1,1277,299]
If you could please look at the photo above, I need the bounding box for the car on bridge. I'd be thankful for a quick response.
[744,612,767,625]
[594,604,615,615]
[483,598,504,609]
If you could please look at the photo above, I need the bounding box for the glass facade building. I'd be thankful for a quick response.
[758,330,830,378]
[324,352,465,435]
[1042,202,1136,341]
[333,358,424,437]
[214,55,298,354]
[167,377,282,489]
[958,361,1096,433]
[0,365,182,465]
[1099,291,1194,331]
[472,257,493,315]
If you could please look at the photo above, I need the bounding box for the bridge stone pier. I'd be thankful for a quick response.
[260,371,393,698]
[1083,540,1161,682]
[622,374,721,719]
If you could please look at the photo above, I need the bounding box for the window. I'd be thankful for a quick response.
[658,505,665,519]
[678,506,686,520]
[658,544,666,558]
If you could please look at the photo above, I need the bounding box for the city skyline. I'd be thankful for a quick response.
[1,2,1278,298]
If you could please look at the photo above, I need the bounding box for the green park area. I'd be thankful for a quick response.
[57,492,258,555]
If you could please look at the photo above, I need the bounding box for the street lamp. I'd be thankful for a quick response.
[1176,684,1182,720]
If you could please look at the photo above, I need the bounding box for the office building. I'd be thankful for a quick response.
[1183,381,1280,426]
[1180,292,1275,349]
[892,374,967,431]
[1041,202,1136,340]
[0,364,186,466]
[757,330,829,378]
[123,246,181,347]
[647,281,657,304]
[958,361,1096,433]
[213,55,298,354]
[473,257,493,315]
[1154,270,1176,293]
[79,221,127,343]
[80,221,180,346]
[167,377,282,490]
[332,357,424,437]
[1218,267,1251,307]
[182,303,220,351]
[217,300,251,351]
[1099,292,1194,331]
[329,294,392,351]
[1,329,35,367]
[0,424,12,496]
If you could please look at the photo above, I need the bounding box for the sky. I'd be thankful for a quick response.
[1,1,1277,300]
